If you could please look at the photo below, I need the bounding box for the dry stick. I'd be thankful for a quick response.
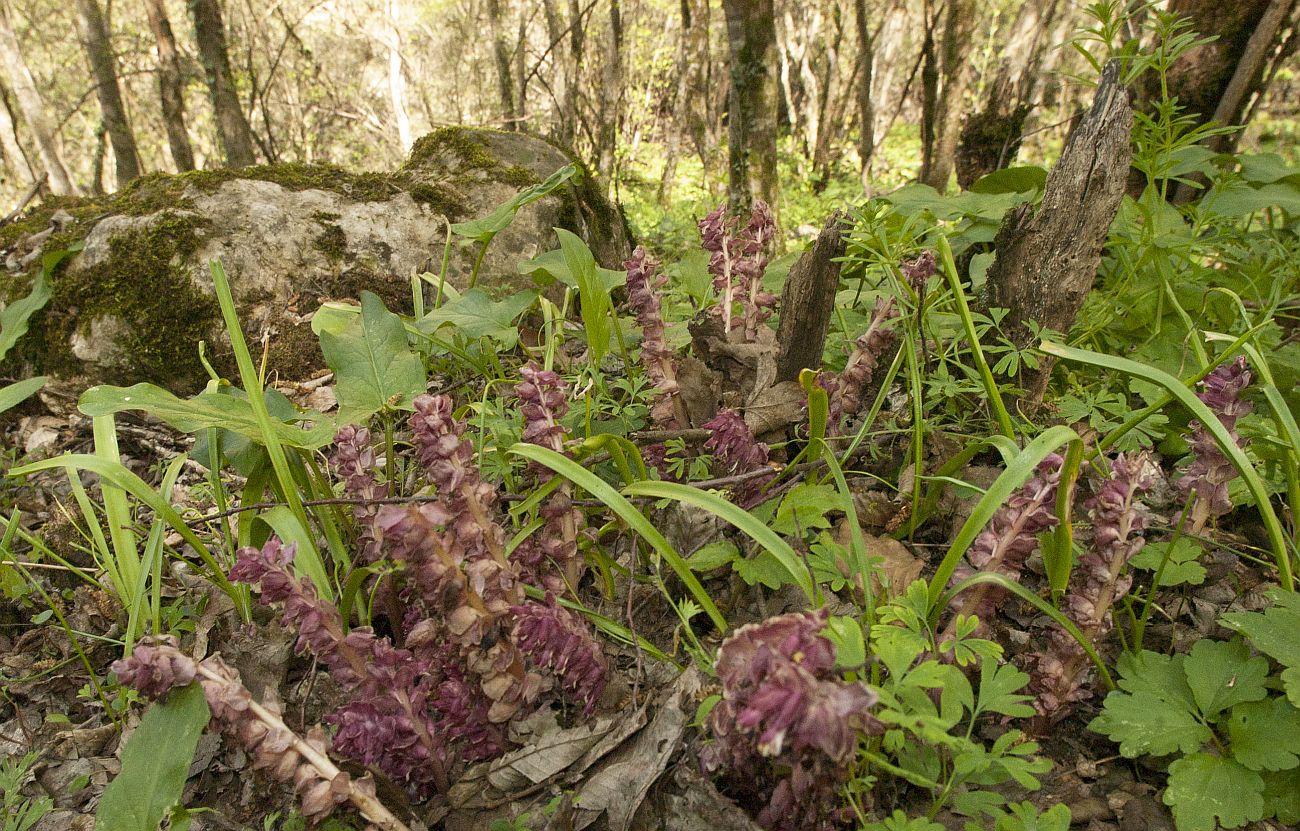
[195,663,411,831]
[2,174,46,224]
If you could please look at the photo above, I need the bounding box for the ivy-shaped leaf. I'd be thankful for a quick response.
[418,287,537,346]
[1183,639,1269,719]
[1226,697,1300,771]
[1221,588,1300,669]
[318,291,426,423]
[1163,753,1264,831]
[1262,767,1300,824]
[976,662,1037,719]
[771,483,837,536]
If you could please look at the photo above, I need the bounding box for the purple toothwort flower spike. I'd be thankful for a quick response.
[625,247,686,429]
[900,250,938,295]
[1178,355,1253,531]
[517,362,569,452]
[702,609,879,831]
[331,425,387,564]
[230,539,451,795]
[945,453,1064,639]
[699,201,777,340]
[113,637,403,826]
[832,295,899,428]
[510,593,608,715]
[1030,453,1153,724]
[702,407,773,506]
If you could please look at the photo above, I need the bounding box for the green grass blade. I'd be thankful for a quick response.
[1042,339,1293,590]
[1044,438,1084,599]
[93,415,141,601]
[941,571,1113,691]
[210,260,333,599]
[508,443,727,632]
[928,424,1082,617]
[11,454,247,616]
[937,234,1015,439]
[623,479,818,605]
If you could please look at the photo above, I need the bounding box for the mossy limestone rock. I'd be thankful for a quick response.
[0,127,629,391]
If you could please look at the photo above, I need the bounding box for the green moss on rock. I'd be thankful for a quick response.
[32,211,218,389]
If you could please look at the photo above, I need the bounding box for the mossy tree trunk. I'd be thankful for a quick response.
[723,0,779,216]
[75,0,141,186]
[854,0,875,190]
[188,0,257,168]
[144,0,195,172]
[0,0,79,195]
[0,81,35,187]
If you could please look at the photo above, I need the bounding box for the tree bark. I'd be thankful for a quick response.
[75,0,141,186]
[776,211,848,383]
[0,1,78,195]
[188,0,257,167]
[0,83,34,187]
[983,61,1132,407]
[854,0,875,189]
[486,0,517,130]
[560,0,586,145]
[722,0,779,215]
[595,0,624,178]
[920,0,977,190]
[144,0,195,171]
[1162,0,1295,128]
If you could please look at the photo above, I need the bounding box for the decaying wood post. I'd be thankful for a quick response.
[983,60,1132,407]
[775,210,848,383]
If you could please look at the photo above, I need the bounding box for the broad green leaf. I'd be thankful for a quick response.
[1115,650,1197,708]
[771,482,836,536]
[1226,698,1300,771]
[1164,753,1264,831]
[1220,588,1300,669]
[518,248,625,292]
[79,383,334,449]
[0,376,46,415]
[318,290,425,423]
[863,810,944,831]
[733,550,796,590]
[684,540,739,572]
[1237,152,1297,184]
[825,616,866,670]
[95,683,210,831]
[0,272,49,364]
[1088,690,1212,757]
[417,288,536,346]
[1130,538,1206,586]
[1263,767,1300,824]
[1183,639,1269,719]
[556,228,612,364]
[450,164,577,242]
[969,166,1047,195]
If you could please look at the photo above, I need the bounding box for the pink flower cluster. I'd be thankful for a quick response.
[112,637,390,826]
[702,609,879,831]
[830,295,899,429]
[702,407,773,506]
[699,201,778,340]
[625,247,687,430]
[1179,355,1253,529]
[1030,454,1152,723]
[947,454,1063,635]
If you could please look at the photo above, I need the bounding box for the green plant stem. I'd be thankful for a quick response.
[936,235,1016,440]
[1133,494,1195,653]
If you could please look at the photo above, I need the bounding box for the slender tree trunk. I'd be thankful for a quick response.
[486,0,517,130]
[188,0,256,167]
[0,83,34,186]
[0,1,78,195]
[722,0,779,215]
[386,0,412,153]
[921,0,977,190]
[854,0,875,189]
[515,16,528,127]
[75,0,141,186]
[561,0,585,145]
[144,0,195,171]
[595,0,623,178]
